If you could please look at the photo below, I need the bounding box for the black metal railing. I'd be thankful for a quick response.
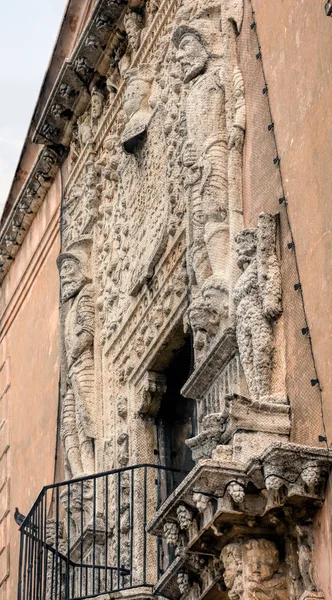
[18,464,186,600]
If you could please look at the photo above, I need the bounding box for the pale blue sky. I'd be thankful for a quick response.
[0,0,68,212]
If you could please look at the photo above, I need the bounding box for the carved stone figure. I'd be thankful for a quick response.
[296,525,317,593]
[220,543,243,600]
[187,276,229,360]
[233,214,282,403]
[122,64,154,151]
[91,86,105,123]
[173,12,229,295]
[177,504,193,530]
[57,240,96,478]
[243,538,287,600]
[164,521,179,546]
[117,432,129,466]
[192,491,211,512]
[227,480,245,505]
[124,10,143,53]
[117,396,128,420]
[177,571,191,595]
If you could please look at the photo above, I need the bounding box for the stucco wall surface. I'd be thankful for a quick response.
[0,175,61,600]
[252,0,332,595]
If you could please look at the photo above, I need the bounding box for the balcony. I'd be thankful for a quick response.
[18,464,187,600]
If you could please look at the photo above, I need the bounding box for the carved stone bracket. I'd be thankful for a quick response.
[0,147,60,283]
[148,443,331,600]
[33,0,127,148]
[137,370,167,418]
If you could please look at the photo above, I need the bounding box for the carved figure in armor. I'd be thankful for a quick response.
[243,538,287,600]
[220,543,243,600]
[233,214,282,403]
[173,14,229,291]
[122,64,154,152]
[57,241,96,478]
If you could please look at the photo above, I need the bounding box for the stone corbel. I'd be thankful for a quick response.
[137,370,167,418]
[0,147,60,282]
[33,0,127,148]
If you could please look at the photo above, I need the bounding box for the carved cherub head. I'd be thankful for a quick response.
[301,466,321,490]
[244,538,279,584]
[91,86,105,119]
[192,491,210,512]
[235,228,257,270]
[220,543,243,590]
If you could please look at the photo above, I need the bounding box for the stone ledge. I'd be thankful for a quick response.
[181,328,237,400]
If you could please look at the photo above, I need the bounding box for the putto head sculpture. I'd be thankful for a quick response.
[91,86,105,120]
[220,542,243,598]
[243,538,287,599]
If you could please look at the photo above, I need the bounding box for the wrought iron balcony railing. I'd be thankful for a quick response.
[18,464,187,600]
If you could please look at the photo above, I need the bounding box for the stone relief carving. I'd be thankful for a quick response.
[243,538,287,600]
[137,370,167,417]
[57,240,96,478]
[176,504,193,530]
[221,543,244,600]
[173,9,229,293]
[233,214,283,403]
[122,64,155,151]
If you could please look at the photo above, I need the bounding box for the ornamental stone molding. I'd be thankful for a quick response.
[0,147,60,283]
[148,443,331,600]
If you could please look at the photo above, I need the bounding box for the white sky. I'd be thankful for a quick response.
[0,0,68,214]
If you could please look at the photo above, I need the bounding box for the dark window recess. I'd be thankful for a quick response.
[156,338,196,490]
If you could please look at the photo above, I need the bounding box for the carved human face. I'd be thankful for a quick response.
[60,258,85,301]
[117,396,128,419]
[123,79,150,119]
[176,33,208,83]
[91,92,103,119]
[245,546,276,582]
[202,284,228,317]
[223,556,239,589]
[236,232,257,270]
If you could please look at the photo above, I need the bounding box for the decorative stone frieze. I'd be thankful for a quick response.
[33,0,128,148]
[0,147,60,283]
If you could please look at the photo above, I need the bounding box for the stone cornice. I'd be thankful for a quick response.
[0,0,180,284]
[0,0,128,285]
[0,147,60,283]
[33,0,128,148]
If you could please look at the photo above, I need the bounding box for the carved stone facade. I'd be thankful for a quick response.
[3,0,332,599]
[51,0,330,597]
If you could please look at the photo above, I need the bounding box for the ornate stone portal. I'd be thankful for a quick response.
[50,0,328,597]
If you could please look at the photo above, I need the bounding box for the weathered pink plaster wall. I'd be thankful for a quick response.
[0,175,61,600]
[252,0,332,595]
